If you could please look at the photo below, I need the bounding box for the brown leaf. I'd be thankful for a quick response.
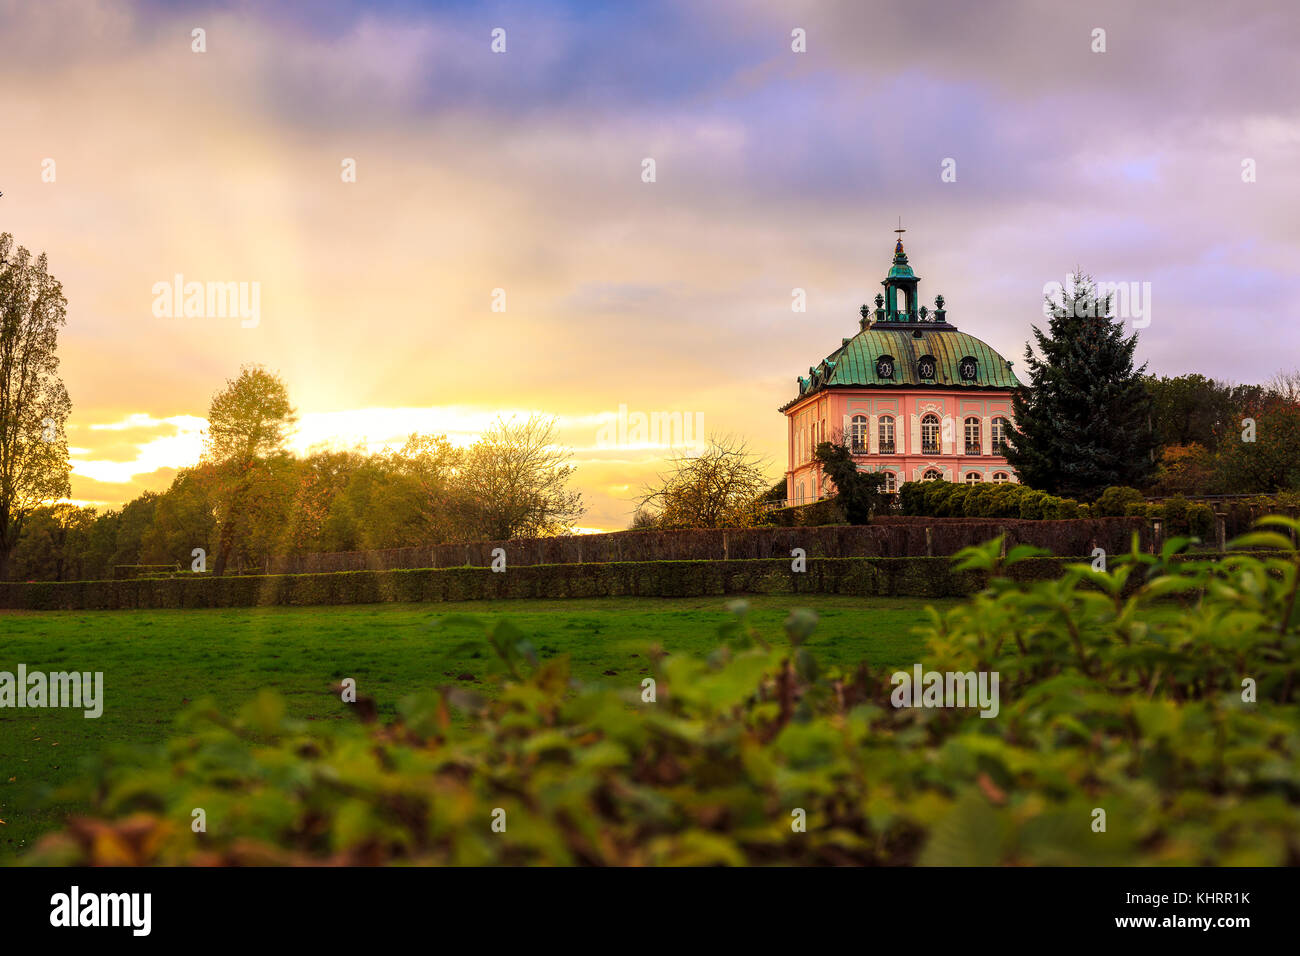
[977,772,1007,806]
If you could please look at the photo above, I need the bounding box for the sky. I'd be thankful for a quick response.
[1,0,1297,531]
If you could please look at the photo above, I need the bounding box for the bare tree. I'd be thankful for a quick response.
[637,434,772,529]
[1266,369,1300,404]
[460,414,584,539]
[0,234,71,577]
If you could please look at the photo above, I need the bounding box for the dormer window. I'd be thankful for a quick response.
[876,355,895,379]
[918,355,937,380]
[959,357,977,381]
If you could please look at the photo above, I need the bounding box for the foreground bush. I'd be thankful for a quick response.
[24,520,1300,866]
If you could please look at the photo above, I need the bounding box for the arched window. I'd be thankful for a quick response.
[992,471,1010,484]
[965,472,982,485]
[992,417,1009,453]
[921,413,940,455]
[850,414,867,452]
[923,469,942,481]
[882,470,897,493]
[964,416,981,455]
[878,415,896,454]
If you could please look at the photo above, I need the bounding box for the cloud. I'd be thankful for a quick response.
[2,0,1298,528]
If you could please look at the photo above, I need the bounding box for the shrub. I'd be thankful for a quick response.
[898,480,929,516]
[1187,502,1214,540]
[899,482,1087,522]
[1047,497,1080,520]
[987,484,1027,518]
[28,517,1300,866]
[1017,489,1049,520]
[1095,485,1146,517]
[1163,495,1191,535]
[962,483,997,517]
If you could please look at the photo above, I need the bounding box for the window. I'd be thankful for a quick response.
[964,416,981,455]
[918,355,937,379]
[965,472,982,485]
[959,357,978,381]
[850,414,867,452]
[923,469,942,481]
[876,355,895,379]
[992,417,1009,453]
[878,415,895,454]
[921,413,940,455]
[992,472,1009,484]
[882,470,897,493]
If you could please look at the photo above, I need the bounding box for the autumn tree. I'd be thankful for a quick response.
[1217,395,1300,492]
[1147,443,1221,496]
[201,365,297,573]
[285,450,363,553]
[7,503,94,581]
[139,466,219,567]
[308,438,468,551]
[0,234,72,577]
[637,435,771,529]
[371,434,467,545]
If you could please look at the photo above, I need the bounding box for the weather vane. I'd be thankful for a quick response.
[894,217,905,236]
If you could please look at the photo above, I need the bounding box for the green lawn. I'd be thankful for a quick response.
[0,594,946,862]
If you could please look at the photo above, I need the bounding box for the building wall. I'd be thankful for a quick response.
[784,388,1018,503]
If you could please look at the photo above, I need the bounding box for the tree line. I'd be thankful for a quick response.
[6,366,585,581]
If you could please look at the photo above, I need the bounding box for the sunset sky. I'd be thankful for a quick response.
[1,0,1297,531]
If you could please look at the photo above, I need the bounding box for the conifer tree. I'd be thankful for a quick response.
[1005,272,1154,499]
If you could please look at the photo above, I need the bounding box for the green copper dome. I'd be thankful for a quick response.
[780,235,1022,409]
[823,327,1019,388]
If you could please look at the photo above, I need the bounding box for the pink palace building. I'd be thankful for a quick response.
[780,236,1022,504]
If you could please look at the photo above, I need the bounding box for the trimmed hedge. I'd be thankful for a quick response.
[265,517,1149,574]
[897,479,1088,520]
[0,556,1083,610]
[760,497,845,526]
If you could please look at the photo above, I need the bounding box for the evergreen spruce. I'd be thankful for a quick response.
[1005,272,1155,499]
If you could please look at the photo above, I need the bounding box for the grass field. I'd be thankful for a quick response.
[0,594,947,862]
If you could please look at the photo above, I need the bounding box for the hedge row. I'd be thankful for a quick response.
[0,556,1086,610]
[266,517,1149,574]
[898,479,1089,520]
[1097,487,1300,540]
[760,498,845,527]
